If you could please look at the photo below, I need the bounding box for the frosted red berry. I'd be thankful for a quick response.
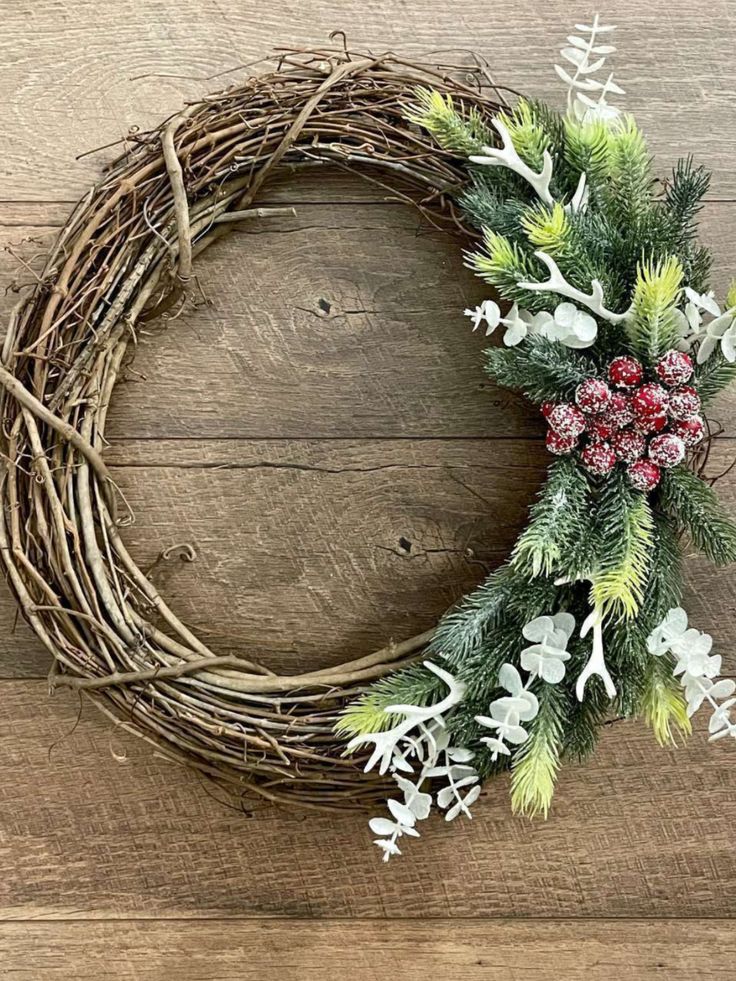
[541,400,556,419]
[605,392,634,430]
[548,403,587,439]
[631,382,669,418]
[655,350,694,387]
[611,429,646,463]
[588,415,616,441]
[575,377,612,414]
[608,356,643,390]
[668,385,701,421]
[671,416,705,447]
[545,429,578,456]
[633,411,668,434]
[628,459,661,492]
[649,432,686,468]
[581,441,616,476]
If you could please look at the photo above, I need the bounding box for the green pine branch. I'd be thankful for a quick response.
[658,466,736,565]
[404,87,491,156]
[510,684,567,817]
[335,662,445,738]
[695,353,736,405]
[591,473,655,620]
[484,335,595,403]
[624,256,684,362]
[512,456,592,578]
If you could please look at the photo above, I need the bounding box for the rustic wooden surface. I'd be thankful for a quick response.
[1,0,736,977]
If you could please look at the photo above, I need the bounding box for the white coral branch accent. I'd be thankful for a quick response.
[576,606,616,700]
[346,661,466,775]
[518,250,630,324]
[469,118,555,207]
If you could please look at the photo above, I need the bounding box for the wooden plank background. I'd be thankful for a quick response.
[1,0,736,977]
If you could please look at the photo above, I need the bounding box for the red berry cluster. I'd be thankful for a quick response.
[543,350,704,492]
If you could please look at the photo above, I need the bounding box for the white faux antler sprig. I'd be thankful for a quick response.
[347,661,466,775]
[470,118,555,207]
[518,251,630,324]
[576,606,616,700]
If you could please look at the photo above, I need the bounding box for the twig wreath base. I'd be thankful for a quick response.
[0,47,502,810]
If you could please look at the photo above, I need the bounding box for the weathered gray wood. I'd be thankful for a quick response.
[0,678,734,919]
[4,1,736,200]
[0,918,733,980]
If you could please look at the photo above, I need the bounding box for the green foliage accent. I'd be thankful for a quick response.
[640,655,692,747]
[644,513,684,622]
[497,98,551,169]
[511,685,566,817]
[625,256,684,361]
[343,87,735,818]
[512,457,591,578]
[659,466,736,565]
[562,682,610,762]
[695,352,736,404]
[663,157,710,247]
[484,336,595,404]
[521,201,571,254]
[603,116,653,226]
[591,474,654,620]
[563,117,614,190]
[404,87,491,156]
[335,663,444,738]
[467,229,547,305]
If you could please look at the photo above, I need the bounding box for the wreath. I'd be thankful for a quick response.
[3,18,736,862]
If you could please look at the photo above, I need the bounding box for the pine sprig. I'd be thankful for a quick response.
[695,353,736,405]
[658,466,736,565]
[591,475,654,619]
[512,456,592,577]
[640,653,691,746]
[511,684,567,817]
[467,230,551,308]
[625,256,684,361]
[404,87,491,156]
[663,157,711,247]
[336,662,445,737]
[485,335,595,403]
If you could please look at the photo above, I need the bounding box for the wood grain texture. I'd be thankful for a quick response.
[1,679,735,919]
[3,198,736,440]
[1,919,734,980]
[2,437,736,679]
[2,0,736,967]
[4,0,736,200]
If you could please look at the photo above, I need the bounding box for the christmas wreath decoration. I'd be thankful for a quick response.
[3,19,736,859]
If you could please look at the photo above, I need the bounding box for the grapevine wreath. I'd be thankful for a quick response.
[3,17,736,861]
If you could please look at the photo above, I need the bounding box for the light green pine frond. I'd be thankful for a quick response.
[521,201,571,255]
[510,687,565,818]
[467,229,542,299]
[563,116,614,188]
[640,658,692,747]
[626,256,684,360]
[608,115,649,178]
[511,740,559,817]
[335,664,443,739]
[592,495,654,620]
[497,98,550,169]
[405,87,491,155]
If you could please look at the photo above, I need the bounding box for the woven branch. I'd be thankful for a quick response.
[0,45,501,809]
